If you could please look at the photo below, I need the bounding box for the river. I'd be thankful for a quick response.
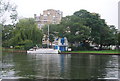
[1,52,120,80]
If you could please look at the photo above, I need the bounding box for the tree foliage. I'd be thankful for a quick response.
[73,10,118,48]
[0,0,17,24]
[118,32,120,45]
[2,9,118,50]
[2,18,43,50]
[43,9,118,50]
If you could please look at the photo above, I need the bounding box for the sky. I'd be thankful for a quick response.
[13,0,119,29]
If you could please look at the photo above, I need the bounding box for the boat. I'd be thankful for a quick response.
[27,25,59,54]
[27,48,59,54]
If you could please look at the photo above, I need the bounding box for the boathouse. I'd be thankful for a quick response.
[53,37,68,51]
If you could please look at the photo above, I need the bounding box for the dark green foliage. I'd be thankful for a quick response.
[42,9,118,51]
[2,9,118,51]
[14,46,24,49]
[118,33,120,45]
[2,18,43,50]
[18,40,34,50]
[73,10,118,49]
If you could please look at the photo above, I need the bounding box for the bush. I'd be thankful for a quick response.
[42,44,47,48]
[14,46,24,49]
[16,40,34,50]
[71,46,93,51]
[23,40,34,50]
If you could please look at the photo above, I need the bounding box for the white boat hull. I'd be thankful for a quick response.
[27,48,58,54]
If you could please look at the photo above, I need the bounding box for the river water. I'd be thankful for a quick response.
[1,52,120,80]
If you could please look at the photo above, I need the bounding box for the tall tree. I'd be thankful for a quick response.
[118,32,120,45]
[2,18,43,50]
[43,9,117,50]
[73,9,117,48]
[1,0,17,49]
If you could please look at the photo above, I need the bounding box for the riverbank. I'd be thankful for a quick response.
[2,48,120,55]
[60,50,120,55]
[2,48,27,53]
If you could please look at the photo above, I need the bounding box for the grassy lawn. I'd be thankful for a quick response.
[64,50,120,54]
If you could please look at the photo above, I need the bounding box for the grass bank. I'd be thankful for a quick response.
[2,48,26,53]
[61,50,120,55]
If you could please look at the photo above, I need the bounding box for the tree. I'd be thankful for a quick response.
[49,34,54,47]
[43,15,91,47]
[58,14,91,47]
[118,32,120,45]
[1,0,17,49]
[43,9,117,50]
[104,25,118,46]
[73,9,118,49]
[0,0,17,24]
[42,24,58,35]
[2,25,14,47]
[2,18,43,50]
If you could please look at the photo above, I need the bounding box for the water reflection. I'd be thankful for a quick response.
[2,52,119,80]
[27,54,71,79]
[118,55,120,79]
[2,52,16,79]
[89,55,119,79]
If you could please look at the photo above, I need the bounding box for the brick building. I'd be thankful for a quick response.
[34,9,63,29]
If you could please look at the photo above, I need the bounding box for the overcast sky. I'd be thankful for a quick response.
[13,0,119,28]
